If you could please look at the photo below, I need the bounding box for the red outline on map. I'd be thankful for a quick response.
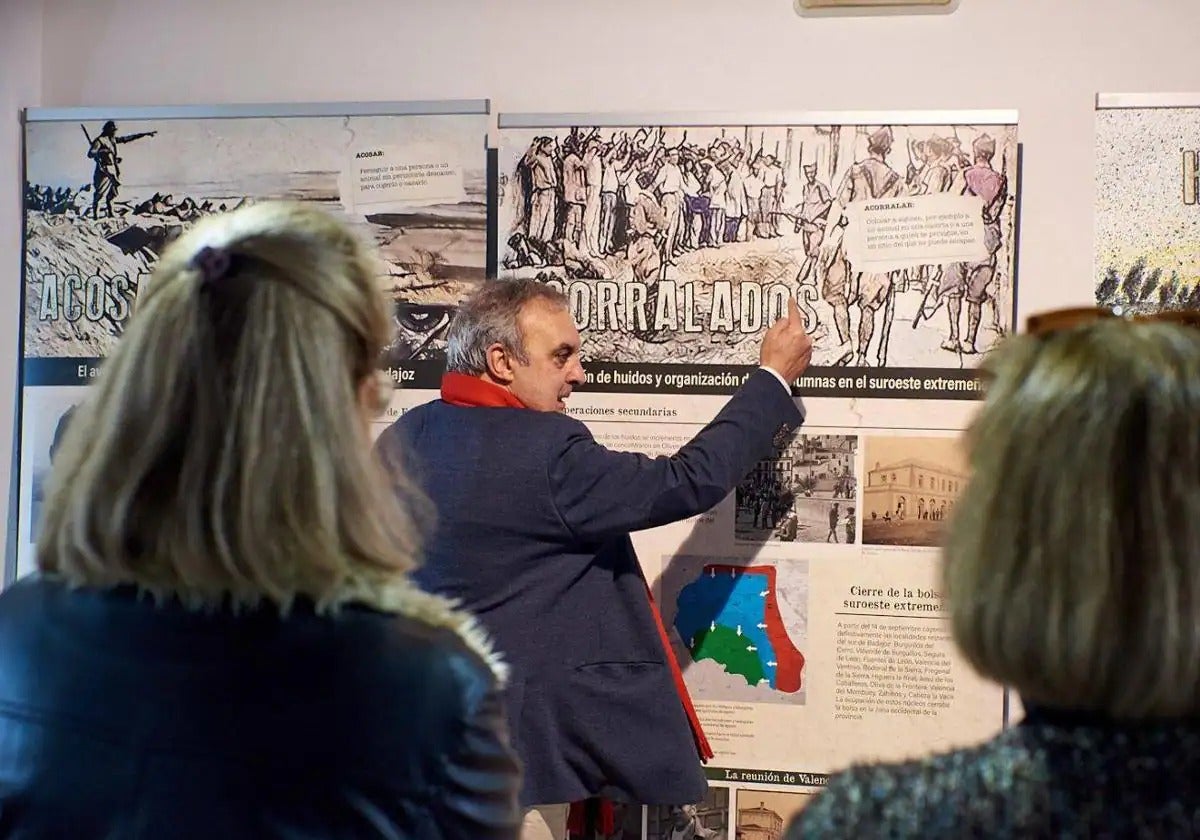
[706,564,805,693]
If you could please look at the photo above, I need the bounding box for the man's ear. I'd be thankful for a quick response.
[485,342,516,384]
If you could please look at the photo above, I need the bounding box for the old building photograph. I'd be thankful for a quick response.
[862,435,968,546]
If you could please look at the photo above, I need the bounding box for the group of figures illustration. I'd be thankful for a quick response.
[23,112,1019,379]
[499,122,1018,369]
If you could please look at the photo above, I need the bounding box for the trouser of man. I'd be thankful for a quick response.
[522,804,570,840]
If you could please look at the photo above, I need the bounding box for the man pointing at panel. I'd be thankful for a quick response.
[375,279,812,840]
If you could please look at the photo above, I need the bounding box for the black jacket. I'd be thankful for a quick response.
[0,575,521,838]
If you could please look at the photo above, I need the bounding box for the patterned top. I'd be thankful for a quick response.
[786,707,1200,839]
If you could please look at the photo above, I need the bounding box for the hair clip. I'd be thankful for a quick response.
[191,245,234,288]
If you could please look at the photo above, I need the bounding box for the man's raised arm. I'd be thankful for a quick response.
[549,299,812,542]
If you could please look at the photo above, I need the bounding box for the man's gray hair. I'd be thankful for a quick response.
[445,279,569,375]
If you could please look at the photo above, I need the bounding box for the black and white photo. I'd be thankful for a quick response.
[734,433,858,544]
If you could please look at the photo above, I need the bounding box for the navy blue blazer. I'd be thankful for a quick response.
[376,369,804,807]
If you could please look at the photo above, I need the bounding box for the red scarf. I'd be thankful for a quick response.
[440,372,526,408]
[440,372,714,832]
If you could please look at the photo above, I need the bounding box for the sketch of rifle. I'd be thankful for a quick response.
[905,135,922,188]
[911,267,943,329]
[909,131,944,331]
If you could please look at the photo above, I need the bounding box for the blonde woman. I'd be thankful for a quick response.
[0,202,521,838]
[787,309,1200,838]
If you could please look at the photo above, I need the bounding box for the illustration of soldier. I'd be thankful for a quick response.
[760,154,784,238]
[599,134,633,255]
[904,137,929,192]
[915,136,955,195]
[945,135,973,194]
[626,170,669,286]
[561,135,589,252]
[83,120,157,219]
[792,162,833,292]
[652,144,686,265]
[903,135,957,306]
[521,135,560,245]
[504,136,563,270]
[898,138,930,293]
[819,126,904,367]
[914,133,1008,354]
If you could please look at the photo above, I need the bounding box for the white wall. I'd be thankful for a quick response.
[5,0,1200,549]
[1,0,43,575]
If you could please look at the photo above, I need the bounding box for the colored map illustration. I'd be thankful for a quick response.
[662,557,808,706]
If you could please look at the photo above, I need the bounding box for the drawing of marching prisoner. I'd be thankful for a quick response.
[497,119,1018,370]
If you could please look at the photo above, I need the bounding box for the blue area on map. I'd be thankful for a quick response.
[675,568,778,687]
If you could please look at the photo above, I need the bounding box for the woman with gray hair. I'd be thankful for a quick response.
[787,307,1200,838]
[0,201,521,838]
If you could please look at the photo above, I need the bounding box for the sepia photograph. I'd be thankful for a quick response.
[861,434,967,546]
[734,790,816,840]
[734,433,858,544]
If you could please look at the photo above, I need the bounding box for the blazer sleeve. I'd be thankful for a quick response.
[434,673,523,838]
[547,368,804,543]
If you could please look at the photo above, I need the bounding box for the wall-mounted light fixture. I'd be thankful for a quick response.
[797,0,957,15]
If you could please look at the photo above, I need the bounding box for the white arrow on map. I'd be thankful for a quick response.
[760,589,769,597]
[747,645,757,652]
[757,622,768,629]
[710,620,716,632]
[709,568,716,577]
[729,569,736,577]
[767,660,778,667]
[736,625,743,636]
